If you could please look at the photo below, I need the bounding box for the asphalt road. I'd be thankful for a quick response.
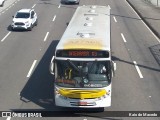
[0,0,160,120]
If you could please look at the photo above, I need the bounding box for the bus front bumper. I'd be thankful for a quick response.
[55,94,111,108]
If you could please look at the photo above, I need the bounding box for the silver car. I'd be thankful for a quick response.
[61,0,79,4]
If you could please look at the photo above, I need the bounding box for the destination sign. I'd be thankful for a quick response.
[56,50,109,58]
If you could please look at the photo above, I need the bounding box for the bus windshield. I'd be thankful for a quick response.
[55,60,111,88]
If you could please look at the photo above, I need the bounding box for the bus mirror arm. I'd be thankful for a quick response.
[113,61,116,71]
[111,61,116,77]
[50,56,55,75]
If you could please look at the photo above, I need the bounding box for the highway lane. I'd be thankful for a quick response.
[0,0,62,110]
[0,0,42,36]
[0,0,84,112]
[0,0,160,120]
[110,0,160,111]
[0,0,39,110]
[19,1,79,111]
[0,0,82,117]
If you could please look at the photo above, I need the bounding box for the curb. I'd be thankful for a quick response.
[126,0,160,39]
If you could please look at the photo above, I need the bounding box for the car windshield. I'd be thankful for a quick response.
[55,60,112,88]
[15,12,30,18]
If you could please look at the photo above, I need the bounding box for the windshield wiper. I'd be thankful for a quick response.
[67,59,80,72]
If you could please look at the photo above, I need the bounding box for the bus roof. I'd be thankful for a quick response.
[56,5,111,51]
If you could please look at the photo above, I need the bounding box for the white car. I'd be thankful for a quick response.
[0,0,5,7]
[11,9,38,31]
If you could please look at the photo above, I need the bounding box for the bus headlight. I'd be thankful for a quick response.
[103,95,106,98]
[107,90,111,95]
[98,97,101,100]
[55,87,68,99]
[55,87,60,95]
[60,95,67,100]
[25,21,30,26]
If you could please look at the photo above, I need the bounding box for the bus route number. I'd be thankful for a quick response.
[91,51,97,56]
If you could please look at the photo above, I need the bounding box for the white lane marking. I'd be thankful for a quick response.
[58,4,61,8]
[121,33,127,42]
[32,4,36,8]
[126,0,160,43]
[1,32,11,42]
[52,15,56,21]
[108,5,111,9]
[6,117,11,120]
[44,32,49,42]
[133,61,143,78]
[113,16,117,22]
[27,60,37,78]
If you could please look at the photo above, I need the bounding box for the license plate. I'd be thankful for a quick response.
[78,102,87,105]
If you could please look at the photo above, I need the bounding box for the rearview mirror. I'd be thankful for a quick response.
[113,61,116,71]
[50,56,55,75]
[111,61,116,77]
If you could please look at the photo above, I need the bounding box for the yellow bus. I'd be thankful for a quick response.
[50,5,116,108]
